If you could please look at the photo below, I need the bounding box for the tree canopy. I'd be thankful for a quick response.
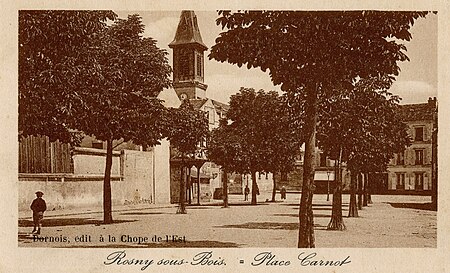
[166,100,210,156]
[208,88,302,204]
[210,10,430,248]
[71,14,172,147]
[19,10,117,143]
[316,75,411,229]
[317,76,411,173]
[211,11,428,93]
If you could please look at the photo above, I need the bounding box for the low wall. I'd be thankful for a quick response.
[73,147,121,175]
[19,146,172,212]
[18,174,127,212]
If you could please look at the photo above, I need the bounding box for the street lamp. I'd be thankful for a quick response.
[326,170,331,201]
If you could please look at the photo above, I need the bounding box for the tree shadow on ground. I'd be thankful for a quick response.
[187,203,270,209]
[273,213,331,218]
[19,218,136,227]
[217,222,327,231]
[281,203,349,207]
[63,240,240,248]
[386,202,435,211]
[119,212,166,216]
[185,206,215,209]
[311,207,349,211]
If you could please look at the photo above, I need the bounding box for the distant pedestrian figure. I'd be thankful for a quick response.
[30,191,46,235]
[244,185,250,201]
[280,186,287,200]
[134,189,141,204]
[256,185,260,195]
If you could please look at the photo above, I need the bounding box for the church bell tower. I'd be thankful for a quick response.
[169,11,208,101]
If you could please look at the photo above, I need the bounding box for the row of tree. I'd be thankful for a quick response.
[208,10,432,248]
[207,82,410,231]
[19,11,209,224]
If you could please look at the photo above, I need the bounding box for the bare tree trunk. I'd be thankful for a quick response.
[271,172,277,202]
[363,173,368,207]
[348,171,359,217]
[327,152,346,230]
[187,167,192,205]
[367,173,373,204]
[197,166,201,205]
[223,169,229,208]
[177,158,186,214]
[298,87,317,248]
[357,173,363,210]
[103,138,113,224]
[251,171,258,205]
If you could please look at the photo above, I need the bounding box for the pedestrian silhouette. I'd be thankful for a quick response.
[280,186,287,200]
[244,185,250,201]
[30,191,46,235]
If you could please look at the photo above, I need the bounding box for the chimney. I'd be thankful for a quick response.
[428,97,437,108]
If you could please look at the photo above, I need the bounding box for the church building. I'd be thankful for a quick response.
[166,11,274,202]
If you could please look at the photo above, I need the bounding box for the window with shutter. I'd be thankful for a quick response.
[414,127,424,141]
[414,173,424,190]
[396,173,405,190]
[415,149,424,165]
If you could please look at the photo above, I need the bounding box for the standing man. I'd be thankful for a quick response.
[244,185,250,201]
[30,191,46,235]
[280,186,287,200]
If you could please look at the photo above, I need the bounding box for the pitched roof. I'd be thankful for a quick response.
[211,100,230,113]
[189,98,208,110]
[157,88,181,108]
[168,11,207,50]
[399,100,437,122]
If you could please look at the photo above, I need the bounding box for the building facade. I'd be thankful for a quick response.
[386,97,437,192]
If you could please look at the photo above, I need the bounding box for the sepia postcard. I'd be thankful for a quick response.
[1,1,449,272]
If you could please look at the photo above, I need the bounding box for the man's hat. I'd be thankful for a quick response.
[35,191,44,195]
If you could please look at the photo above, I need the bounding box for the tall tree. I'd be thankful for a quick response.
[319,77,410,220]
[264,95,303,202]
[74,15,173,223]
[209,88,302,205]
[208,119,245,207]
[167,100,209,214]
[20,12,173,224]
[210,11,428,247]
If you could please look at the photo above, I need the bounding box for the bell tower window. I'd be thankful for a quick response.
[179,50,191,80]
[196,54,202,77]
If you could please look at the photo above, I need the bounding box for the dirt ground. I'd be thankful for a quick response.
[18,192,436,248]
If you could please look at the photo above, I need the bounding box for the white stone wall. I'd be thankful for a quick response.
[18,175,126,211]
[73,147,121,175]
[153,140,172,204]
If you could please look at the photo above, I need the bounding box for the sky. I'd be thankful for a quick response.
[115,11,438,105]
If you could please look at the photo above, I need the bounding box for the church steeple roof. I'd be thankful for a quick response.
[169,11,207,50]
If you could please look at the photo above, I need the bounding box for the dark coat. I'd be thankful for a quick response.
[280,188,287,199]
[30,198,47,213]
